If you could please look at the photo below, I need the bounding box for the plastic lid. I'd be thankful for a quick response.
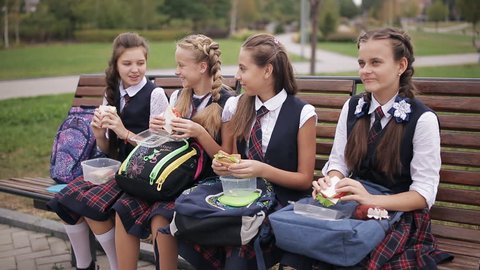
[130,129,178,147]
[218,191,261,207]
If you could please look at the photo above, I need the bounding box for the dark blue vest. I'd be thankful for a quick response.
[238,95,310,206]
[346,94,433,193]
[115,79,156,160]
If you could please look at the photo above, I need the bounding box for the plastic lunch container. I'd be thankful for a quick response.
[81,158,121,185]
[220,176,257,197]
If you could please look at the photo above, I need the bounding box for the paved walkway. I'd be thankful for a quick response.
[0,208,157,270]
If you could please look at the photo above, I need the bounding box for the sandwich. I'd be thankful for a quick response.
[213,150,241,167]
[163,105,181,134]
[99,105,117,115]
[315,176,349,207]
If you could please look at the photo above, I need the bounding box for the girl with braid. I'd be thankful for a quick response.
[47,32,169,270]
[113,34,235,270]
[281,28,452,269]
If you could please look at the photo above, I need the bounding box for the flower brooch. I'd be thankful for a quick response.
[354,95,412,123]
[388,96,411,123]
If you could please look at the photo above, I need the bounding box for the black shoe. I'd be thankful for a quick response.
[77,260,98,270]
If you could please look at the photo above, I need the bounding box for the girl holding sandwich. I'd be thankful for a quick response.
[176,33,318,270]
[285,28,452,269]
[47,32,169,270]
[112,34,235,270]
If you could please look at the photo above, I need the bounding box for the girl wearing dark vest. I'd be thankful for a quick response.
[47,32,169,270]
[112,34,235,270]
[177,33,317,270]
[304,28,451,269]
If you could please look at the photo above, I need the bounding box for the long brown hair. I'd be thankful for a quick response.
[345,28,416,177]
[104,32,149,158]
[230,33,298,141]
[174,34,224,138]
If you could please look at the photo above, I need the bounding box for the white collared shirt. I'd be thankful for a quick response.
[322,94,441,208]
[102,77,169,117]
[222,89,317,155]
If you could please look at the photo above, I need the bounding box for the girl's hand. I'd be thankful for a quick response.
[170,118,203,139]
[99,110,126,136]
[91,108,106,137]
[149,114,165,132]
[225,159,264,179]
[312,176,333,198]
[212,159,231,176]
[333,178,374,205]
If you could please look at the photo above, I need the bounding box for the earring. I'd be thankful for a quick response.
[398,73,401,77]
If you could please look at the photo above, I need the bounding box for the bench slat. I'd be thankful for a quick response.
[439,170,480,186]
[75,86,106,97]
[77,75,106,86]
[297,79,354,94]
[436,188,480,206]
[438,115,480,132]
[441,131,480,148]
[441,151,480,167]
[418,96,480,113]
[430,206,480,226]
[432,222,480,244]
[415,80,480,96]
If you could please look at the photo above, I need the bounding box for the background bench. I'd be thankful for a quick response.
[0,74,478,269]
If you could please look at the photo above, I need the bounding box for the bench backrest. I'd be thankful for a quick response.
[72,74,480,244]
[413,78,480,243]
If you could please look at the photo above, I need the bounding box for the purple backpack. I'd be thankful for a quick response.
[50,106,104,184]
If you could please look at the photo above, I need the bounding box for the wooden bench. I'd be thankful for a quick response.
[0,74,479,269]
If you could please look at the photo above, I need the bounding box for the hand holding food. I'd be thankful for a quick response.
[213,150,241,167]
[163,105,181,134]
[99,105,117,115]
[315,176,349,207]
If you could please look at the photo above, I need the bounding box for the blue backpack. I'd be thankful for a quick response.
[50,106,104,184]
[168,177,277,247]
[269,180,403,267]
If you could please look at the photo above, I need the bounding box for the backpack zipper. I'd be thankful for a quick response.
[155,148,197,191]
[149,140,189,185]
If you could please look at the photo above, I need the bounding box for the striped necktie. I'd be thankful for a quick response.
[248,106,269,161]
[368,106,384,144]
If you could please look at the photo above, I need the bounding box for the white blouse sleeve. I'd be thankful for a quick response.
[321,99,350,178]
[299,104,317,128]
[150,87,169,117]
[409,111,441,209]
[222,95,240,122]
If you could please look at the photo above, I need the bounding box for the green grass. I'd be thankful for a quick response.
[317,31,477,57]
[0,39,306,80]
[0,94,73,178]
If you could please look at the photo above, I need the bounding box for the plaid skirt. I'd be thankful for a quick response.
[112,192,176,239]
[46,175,123,224]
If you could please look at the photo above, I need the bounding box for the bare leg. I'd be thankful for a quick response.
[151,215,178,270]
[115,213,140,270]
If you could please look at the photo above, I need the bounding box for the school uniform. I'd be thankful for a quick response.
[280,93,452,269]
[112,86,234,239]
[47,78,163,224]
[178,90,317,270]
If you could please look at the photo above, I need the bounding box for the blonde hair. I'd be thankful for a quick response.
[174,34,224,138]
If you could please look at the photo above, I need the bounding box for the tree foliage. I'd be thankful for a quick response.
[457,0,480,32]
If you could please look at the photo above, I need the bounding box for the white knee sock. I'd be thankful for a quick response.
[64,222,93,269]
[95,228,118,270]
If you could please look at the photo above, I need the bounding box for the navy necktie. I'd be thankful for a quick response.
[248,106,269,161]
[368,106,384,144]
[191,94,209,117]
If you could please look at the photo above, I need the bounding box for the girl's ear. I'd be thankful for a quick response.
[199,61,208,74]
[264,63,273,80]
[398,57,408,75]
